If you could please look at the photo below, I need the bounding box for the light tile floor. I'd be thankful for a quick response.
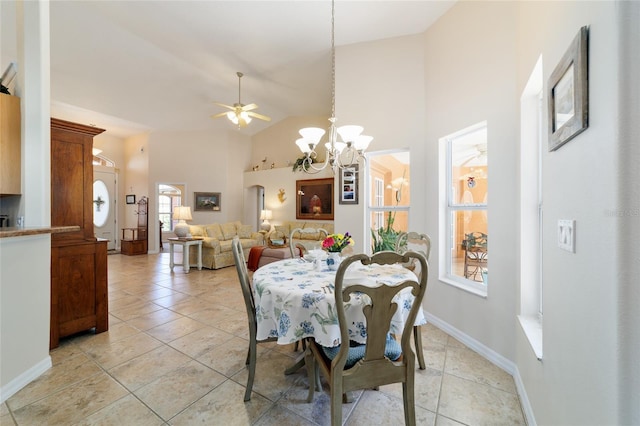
[2,251,526,425]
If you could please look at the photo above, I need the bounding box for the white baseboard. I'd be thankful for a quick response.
[425,312,536,426]
[0,356,52,404]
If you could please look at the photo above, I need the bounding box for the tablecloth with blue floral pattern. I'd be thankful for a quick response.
[252,258,426,347]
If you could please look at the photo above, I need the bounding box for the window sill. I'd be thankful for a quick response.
[518,315,543,360]
[440,275,487,298]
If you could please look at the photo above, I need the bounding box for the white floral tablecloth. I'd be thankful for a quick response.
[252,258,426,347]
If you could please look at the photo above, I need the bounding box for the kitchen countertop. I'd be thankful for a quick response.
[0,226,80,239]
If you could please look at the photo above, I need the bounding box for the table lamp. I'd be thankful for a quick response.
[173,206,192,237]
[260,209,272,232]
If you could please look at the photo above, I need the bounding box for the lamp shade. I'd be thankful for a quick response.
[336,125,363,142]
[354,135,373,151]
[260,210,273,220]
[173,206,192,221]
[173,206,192,237]
[260,209,272,232]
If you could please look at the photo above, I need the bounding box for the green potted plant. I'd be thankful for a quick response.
[292,155,312,172]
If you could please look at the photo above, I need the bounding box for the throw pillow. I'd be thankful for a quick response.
[205,224,223,240]
[221,222,237,240]
[189,225,204,237]
[238,224,252,239]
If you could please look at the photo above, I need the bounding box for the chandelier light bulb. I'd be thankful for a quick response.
[336,125,364,142]
[354,135,373,151]
[296,138,312,154]
[325,141,347,154]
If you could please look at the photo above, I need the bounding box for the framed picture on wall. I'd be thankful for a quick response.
[194,192,221,211]
[339,165,358,205]
[296,178,334,220]
[125,194,136,204]
[548,26,589,152]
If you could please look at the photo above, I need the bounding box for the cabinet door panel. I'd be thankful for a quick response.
[57,251,96,324]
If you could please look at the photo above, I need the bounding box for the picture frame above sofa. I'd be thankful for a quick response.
[194,192,221,211]
[296,178,334,220]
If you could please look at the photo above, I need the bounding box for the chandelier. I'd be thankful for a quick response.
[295,0,372,174]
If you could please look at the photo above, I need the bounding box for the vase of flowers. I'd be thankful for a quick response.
[322,233,354,271]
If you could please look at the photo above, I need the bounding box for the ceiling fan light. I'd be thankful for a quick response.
[336,125,363,142]
[354,135,373,151]
[227,111,239,124]
[299,127,326,144]
[296,138,313,153]
[240,111,252,123]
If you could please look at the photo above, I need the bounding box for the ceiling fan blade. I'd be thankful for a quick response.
[211,111,229,119]
[241,103,258,111]
[213,102,235,110]
[247,111,272,122]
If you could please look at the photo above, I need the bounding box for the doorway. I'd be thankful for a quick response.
[93,166,117,250]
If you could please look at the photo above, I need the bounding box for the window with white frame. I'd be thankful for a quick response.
[518,56,543,359]
[158,184,183,232]
[367,150,410,253]
[373,177,384,229]
[439,122,488,297]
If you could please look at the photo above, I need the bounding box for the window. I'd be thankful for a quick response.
[439,122,488,297]
[518,56,543,359]
[92,154,114,167]
[367,150,410,253]
[158,184,184,231]
[373,178,384,230]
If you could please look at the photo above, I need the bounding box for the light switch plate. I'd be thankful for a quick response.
[558,219,575,252]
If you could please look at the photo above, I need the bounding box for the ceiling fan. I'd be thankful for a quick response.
[211,71,271,128]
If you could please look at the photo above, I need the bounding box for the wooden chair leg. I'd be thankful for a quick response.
[244,339,257,402]
[413,325,426,370]
[331,387,343,426]
[305,346,316,402]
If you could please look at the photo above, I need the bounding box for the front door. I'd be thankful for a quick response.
[93,167,117,250]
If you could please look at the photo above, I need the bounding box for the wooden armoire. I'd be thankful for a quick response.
[50,118,108,349]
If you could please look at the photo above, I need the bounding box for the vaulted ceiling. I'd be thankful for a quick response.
[2,1,455,137]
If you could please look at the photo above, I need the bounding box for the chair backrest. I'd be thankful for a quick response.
[332,250,428,391]
[462,232,487,250]
[289,227,329,258]
[395,231,431,260]
[232,238,257,331]
[395,232,431,280]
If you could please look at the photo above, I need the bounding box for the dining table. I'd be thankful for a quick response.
[252,255,426,352]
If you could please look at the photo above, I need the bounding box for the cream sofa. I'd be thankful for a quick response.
[187,221,264,269]
[269,221,334,251]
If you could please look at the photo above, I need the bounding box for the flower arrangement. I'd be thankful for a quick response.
[322,232,354,253]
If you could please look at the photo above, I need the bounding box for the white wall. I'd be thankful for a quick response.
[335,34,428,253]
[0,0,52,402]
[0,235,52,402]
[422,1,519,361]
[617,3,640,423]
[513,2,623,424]
[147,128,252,251]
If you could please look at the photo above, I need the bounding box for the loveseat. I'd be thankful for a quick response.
[187,221,264,269]
[268,220,334,251]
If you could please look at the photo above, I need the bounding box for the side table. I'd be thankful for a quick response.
[168,237,203,273]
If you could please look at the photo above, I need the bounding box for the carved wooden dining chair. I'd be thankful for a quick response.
[289,227,328,258]
[231,237,277,401]
[304,251,428,426]
[394,231,431,369]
